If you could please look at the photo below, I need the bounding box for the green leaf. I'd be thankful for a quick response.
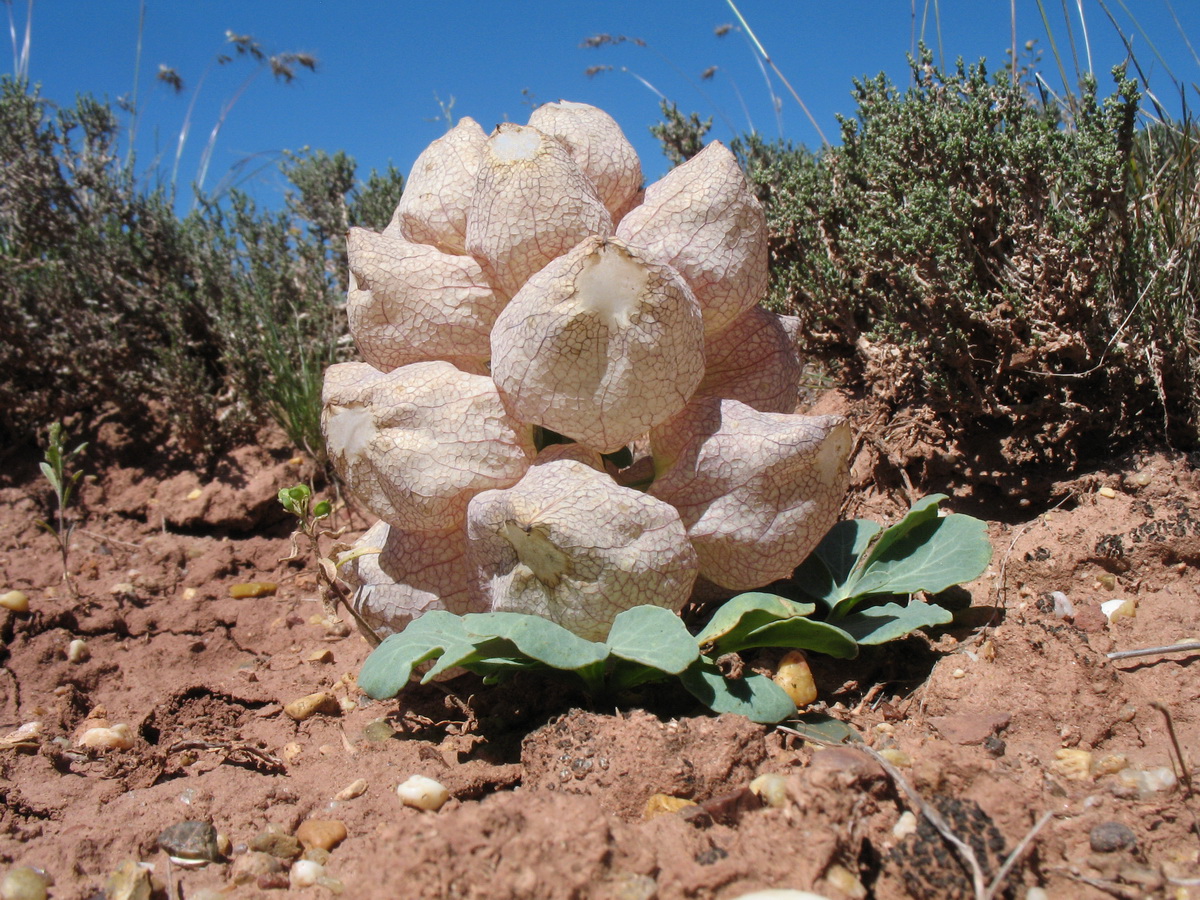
[461,612,608,671]
[835,600,954,645]
[694,592,816,651]
[39,461,60,493]
[857,493,947,574]
[792,519,882,607]
[312,499,332,518]
[786,712,864,745]
[737,616,859,658]
[605,605,698,674]
[833,516,992,617]
[357,611,472,699]
[678,658,797,724]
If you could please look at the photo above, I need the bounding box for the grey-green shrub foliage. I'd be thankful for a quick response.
[0,77,403,461]
[661,54,1195,471]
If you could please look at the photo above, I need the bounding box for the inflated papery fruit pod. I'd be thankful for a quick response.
[616,141,769,336]
[341,520,483,639]
[527,100,642,220]
[466,458,699,641]
[322,361,534,530]
[386,116,486,254]
[650,398,852,590]
[491,236,705,453]
[694,306,803,414]
[466,123,612,297]
[346,228,504,372]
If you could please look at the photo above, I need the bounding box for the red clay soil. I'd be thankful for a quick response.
[1,406,1198,900]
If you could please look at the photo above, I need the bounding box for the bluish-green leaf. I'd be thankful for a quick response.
[836,600,954,644]
[857,493,947,573]
[786,713,864,745]
[357,611,472,699]
[694,592,816,651]
[678,658,797,724]
[792,519,882,606]
[461,612,608,671]
[737,616,859,658]
[834,514,991,616]
[606,605,698,674]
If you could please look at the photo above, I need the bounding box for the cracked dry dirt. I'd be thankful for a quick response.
[1,408,1198,900]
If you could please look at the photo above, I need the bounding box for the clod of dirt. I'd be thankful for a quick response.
[1089,821,1137,853]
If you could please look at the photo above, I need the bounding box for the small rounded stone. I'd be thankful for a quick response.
[229,851,284,885]
[290,859,324,888]
[67,639,89,664]
[0,867,50,900]
[295,819,347,852]
[0,591,29,613]
[157,821,221,865]
[397,775,450,811]
[283,692,339,721]
[1089,821,1137,853]
[249,828,303,860]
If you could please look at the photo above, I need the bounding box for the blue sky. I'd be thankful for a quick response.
[7,1,1199,207]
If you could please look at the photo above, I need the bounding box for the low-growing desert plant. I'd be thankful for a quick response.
[324,102,853,648]
[35,422,88,598]
[358,495,991,722]
[278,483,382,644]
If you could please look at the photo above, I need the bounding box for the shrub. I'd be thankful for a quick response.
[732,53,1160,473]
[0,77,403,462]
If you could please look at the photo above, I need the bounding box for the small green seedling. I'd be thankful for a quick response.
[358,495,992,723]
[279,484,382,645]
[36,422,88,598]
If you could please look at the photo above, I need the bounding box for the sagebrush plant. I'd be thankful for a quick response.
[0,77,403,459]
[746,54,1148,470]
[35,422,88,599]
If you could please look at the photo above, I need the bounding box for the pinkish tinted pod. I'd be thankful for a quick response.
[694,306,804,414]
[345,227,504,372]
[342,520,484,639]
[466,123,613,298]
[490,235,705,454]
[616,141,769,336]
[527,100,643,221]
[386,116,486,254]
[466,459,699,641]
[650,398,852,590]
[321,361,535,531]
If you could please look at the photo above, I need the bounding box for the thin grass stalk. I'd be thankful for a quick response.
[125,0,146,174]
[1011,0,1018,87]
[739,28,782,137]
[1058,0,1082,86]
[1074,0,1093,75]
[1034,0,1077,113]
[5,0,31,81]
[724,0,828,145]
[933,0,944,71]
[194,67,261,202]
[1163,0,1200,69]
[172,62,213,191]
